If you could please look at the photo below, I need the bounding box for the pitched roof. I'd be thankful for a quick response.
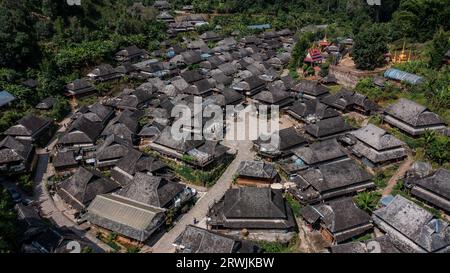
[153,126,204,153]
[292,138,347,165]
[0,90,16,107]
[292,80,330,96]
[255,127,308,152]
[59,116,103,145]
[384,99,446,127]
[57,167,120,211]
[288,99,339,121]
[223,187,287,219]
[236,160,278,179]
[350,124,405,151]
[305,116,353,138]
[373,195,450,252]
[298,160,373,193]
[86,194,165,242]
[118,172,184,208]
[408,168,450,203]
[95,135,131,162]
[301,197,371,233]
[36,97,56,110]
[0,136,32,164]
[53,151,78,169]
[321,88,379,113]
[4,115,52,137]
[330,235,402,253]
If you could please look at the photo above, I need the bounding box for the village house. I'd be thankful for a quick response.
[52,150,79,174]
[153,0,170,10]
[174,225,261,253]
[56,167,121,215]
[321,88,379,115]
[253,127,308,160]
[111,148,167,186]
[280,138,349,175]
[156,11,175,24]
[200,31,222,42]
[291,80,330,100]
[72,103,115,126]
[64,79,97,98]
[180,51,203,66]
[101,109,141,144]
[404,168,450,212]
[3,115,53,143]
[287,99,340,124]
[252,90,294,109]
[35,97,56,110]
[232,75,266,96]
[372,195,450,253]
[288,159,374,204]
[0,136,35,175]
[94,135,133,169]
[85,194,166,243]
[87,64,123,82]
[16,204,95,253]
[330,235,402,253]
[58,116,104,148]
[235,160,280,187]
[383,98,447,136]
[305,116,353,140]
[138,122,164,145]
[300,197,373,244]
[207,187,296,233]
[115,45,149,63]
[339,124,407,168]
[117,172,196,209]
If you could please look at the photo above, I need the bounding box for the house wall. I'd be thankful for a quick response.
[320,227,335,244]
[236,177,273,187]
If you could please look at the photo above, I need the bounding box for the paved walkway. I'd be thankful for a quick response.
[382,155,413,196]
[146,140,254,253]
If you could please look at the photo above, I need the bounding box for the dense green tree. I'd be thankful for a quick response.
[0,186,20,253]
[427,29,450,69]
[289,32,313,71]
[352,24,388,70]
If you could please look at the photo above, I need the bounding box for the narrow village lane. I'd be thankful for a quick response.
[146,140,254,253]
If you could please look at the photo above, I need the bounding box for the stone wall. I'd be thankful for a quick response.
[329,65,387,88]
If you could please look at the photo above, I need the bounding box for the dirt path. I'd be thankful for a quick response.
[382,156,413,196]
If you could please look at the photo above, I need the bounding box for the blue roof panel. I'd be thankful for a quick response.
[384,68,424,85]
[0,90,16,107]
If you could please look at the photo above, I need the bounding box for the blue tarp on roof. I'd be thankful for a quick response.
[248,24,271,30]
[0,90,16,107]
[384,68,424,85]
[379,195,395,207]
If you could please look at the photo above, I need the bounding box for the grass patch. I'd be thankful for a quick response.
[352,233,373,242]
[285,194,302,217]
[258,236,299,253]
[160,155,234,187]
[374,164,399,189]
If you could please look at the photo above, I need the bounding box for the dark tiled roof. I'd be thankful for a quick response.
[118,172,184,208]
[236,160,278,179]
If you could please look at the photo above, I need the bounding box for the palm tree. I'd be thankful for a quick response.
[355,191,381,213]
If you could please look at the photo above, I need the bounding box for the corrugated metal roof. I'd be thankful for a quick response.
[87,194,165,230]
[384,68,424,85]
[248,24,271,30]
